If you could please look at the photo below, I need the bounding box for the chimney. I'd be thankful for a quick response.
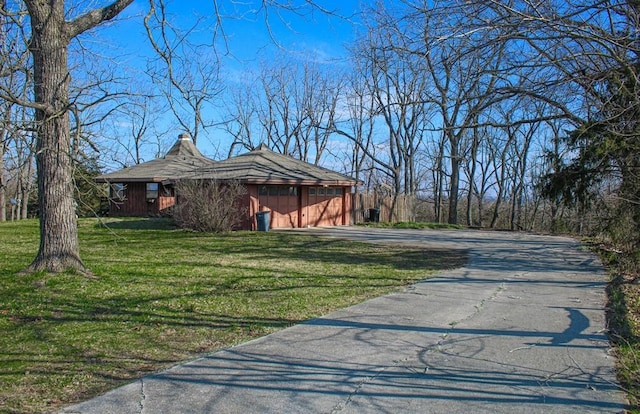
[178,132,191,141]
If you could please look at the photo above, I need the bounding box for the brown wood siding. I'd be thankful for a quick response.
[157,185,176,214]
[344,191,353,225]
[243,186,259,230]
[108,182,175,216]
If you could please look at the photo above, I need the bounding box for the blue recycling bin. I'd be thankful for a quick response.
[256,211,270,232]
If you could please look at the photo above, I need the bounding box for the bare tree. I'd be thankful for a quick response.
[345,1,515,224]
[476,0,640,241]
[144,0,223,146]
[0,103,10,222]
[0,0,31,222]
[422,15,508,224]
[461,120,487,227]
[104,91,169,167]
[246,56,342,163]
[8,125,35,220]
[331,57,378,222]
[257,58,306,156]
[295,62,343,165]
[10,0,134,274]
[344,10,433,221]
[224,83,260,157]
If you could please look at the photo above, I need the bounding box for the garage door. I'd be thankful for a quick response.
[257,185,300,228]
[306,187,344,227]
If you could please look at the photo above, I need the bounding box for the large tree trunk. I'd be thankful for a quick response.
[25,2,85,273]
[21,0,133,274]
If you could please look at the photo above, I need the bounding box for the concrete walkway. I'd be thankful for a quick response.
[61,227,626,413]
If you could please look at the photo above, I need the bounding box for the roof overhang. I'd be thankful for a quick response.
[94,177,172,183]
[240,179,358,186]
[95,176,361,187]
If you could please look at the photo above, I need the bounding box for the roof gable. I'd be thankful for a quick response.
[165,133,206,158]
[95,134,217,183]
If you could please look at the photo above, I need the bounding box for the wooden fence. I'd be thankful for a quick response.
[353,192,415,224]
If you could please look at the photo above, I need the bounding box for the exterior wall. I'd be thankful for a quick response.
[244,186,260,230]
[107,182,353,229]
[108,182,175,217]
[344,190,353,226]
[246,184,352,230]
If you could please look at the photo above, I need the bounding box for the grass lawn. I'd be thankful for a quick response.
[0,218,468,413]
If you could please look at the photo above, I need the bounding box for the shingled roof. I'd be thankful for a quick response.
[197,144,357,186]
[96,137,357,186]
[95,133,218,183]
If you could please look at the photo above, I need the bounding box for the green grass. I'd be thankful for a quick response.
[0,218,468,413]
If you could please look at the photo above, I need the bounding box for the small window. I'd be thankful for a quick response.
[146,183,159,199]
[268,186,278,196]
[259,186,268,196]
[335,187,343,196]
[318,187,325,196]
[279,186,289,196]
[326,188,335,196]
[111,183,126,200]
[309,187,316,196]
[289,187,298,196]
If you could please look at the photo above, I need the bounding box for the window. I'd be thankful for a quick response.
[318,187,325,196]
[335,187,343,196]
[260,186,298,197]
[146,183,159,199]
[111,183,126,200]
[326,188,335,196]
[309,187,316,196]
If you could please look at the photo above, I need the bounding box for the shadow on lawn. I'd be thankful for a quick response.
[191,233,471,272]
[94,218,177,230]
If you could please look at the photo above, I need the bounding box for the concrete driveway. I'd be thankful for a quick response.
[61,227,626,413]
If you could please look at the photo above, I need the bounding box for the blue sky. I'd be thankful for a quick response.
[107,0,359,61]
[91,0,361,165]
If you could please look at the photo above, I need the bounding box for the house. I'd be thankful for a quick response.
[95,133,217,217]
[95,133,359,229]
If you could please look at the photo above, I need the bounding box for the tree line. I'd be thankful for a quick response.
[1,0,638,273]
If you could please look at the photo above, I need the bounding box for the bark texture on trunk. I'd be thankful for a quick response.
[25,1,85,273]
